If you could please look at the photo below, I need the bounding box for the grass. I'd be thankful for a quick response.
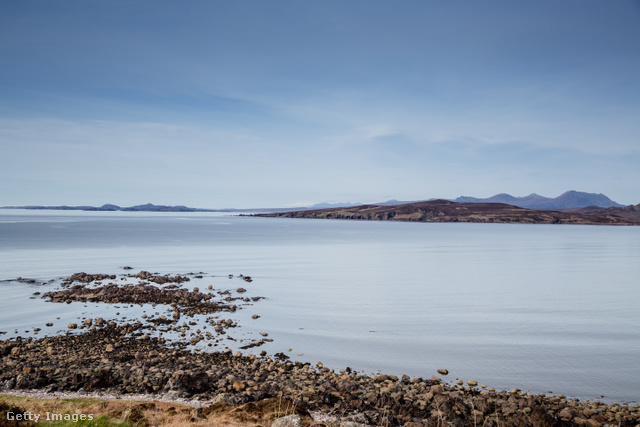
[0,396,132,426]
[38,415,131,426]
[0,394,322,426]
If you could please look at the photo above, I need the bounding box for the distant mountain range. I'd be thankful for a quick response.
[307,202,363,209]
[349,190,626,210]
[0,203,299,213]
[452,190,624,210]
[0,203,219,212]
[364,190,624,210]
[0,191,631,213]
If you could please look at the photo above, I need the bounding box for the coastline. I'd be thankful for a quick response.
[2,323,639,426]
[1,272,639,426]
[255,200,640,226]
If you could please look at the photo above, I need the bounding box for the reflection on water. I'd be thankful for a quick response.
[1,210,639,403]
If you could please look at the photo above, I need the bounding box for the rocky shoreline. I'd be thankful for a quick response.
[1,272,639,426]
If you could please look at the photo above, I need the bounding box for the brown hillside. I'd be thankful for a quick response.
[259,200,639,225]
[563,203,640,221]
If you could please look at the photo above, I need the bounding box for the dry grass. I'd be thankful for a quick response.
[0,394,326,427]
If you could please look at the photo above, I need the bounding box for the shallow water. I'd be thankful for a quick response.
[1,210,638,403]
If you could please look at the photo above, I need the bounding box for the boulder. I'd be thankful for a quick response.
[271,414,302,427]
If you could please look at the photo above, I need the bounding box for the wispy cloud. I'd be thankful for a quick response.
[1,1,639,206]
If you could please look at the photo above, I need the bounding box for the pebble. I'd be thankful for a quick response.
[2,270,637,427]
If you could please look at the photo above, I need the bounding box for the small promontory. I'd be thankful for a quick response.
[256,200,640,225]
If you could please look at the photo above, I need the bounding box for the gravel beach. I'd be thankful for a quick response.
[1,271,639,426]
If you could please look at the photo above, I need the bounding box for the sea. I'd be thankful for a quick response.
[0,209,638,404]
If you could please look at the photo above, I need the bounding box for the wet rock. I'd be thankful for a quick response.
[43,283,241,316]
[431,384,444,394]
[559,408,573,420]
[134,270,190,284]
[66,272,116,283]
[4,270,638,427]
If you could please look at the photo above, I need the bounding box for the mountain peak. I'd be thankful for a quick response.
[551,191,622,208]
[454,191,622,210]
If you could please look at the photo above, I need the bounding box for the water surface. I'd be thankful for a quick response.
[1,210,638,403]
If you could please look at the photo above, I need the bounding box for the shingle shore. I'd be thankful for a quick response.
[1,272,639,426]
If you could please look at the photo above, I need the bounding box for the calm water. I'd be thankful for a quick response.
[1,210,639,403]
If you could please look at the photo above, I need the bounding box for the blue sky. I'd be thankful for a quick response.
[1,1,639,208]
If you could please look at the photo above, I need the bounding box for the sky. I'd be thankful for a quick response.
[1,1,640,208]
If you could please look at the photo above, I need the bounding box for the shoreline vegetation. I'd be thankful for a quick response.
[255,200,640,225]
[1,272,639,426]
